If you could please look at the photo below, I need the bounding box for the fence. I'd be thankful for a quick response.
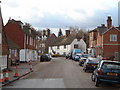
[0,55,7,70]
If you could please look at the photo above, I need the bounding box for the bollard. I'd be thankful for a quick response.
[5,70,9,82]
[14,65,19,77]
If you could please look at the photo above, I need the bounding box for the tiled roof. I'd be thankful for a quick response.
[96,26,107,35]
[49,34,76,46]
[89,25,107,35]
[8,19,38,38]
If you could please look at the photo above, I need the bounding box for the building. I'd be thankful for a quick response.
[4,19,38,62]
[0,6,9,69]
[89,16,120,60]
[49,30,86,56]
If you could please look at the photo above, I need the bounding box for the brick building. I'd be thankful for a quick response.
[89,16,120,60]
[4,19,38,62]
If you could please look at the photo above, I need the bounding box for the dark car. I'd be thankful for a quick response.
[91,60,120,87]
[40,54,52,62]
[79,54,89,66]
[83,57,100,72]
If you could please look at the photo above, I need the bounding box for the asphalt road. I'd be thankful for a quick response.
[3,57,120,88]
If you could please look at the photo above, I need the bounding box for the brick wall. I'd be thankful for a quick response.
[103,27,120,58]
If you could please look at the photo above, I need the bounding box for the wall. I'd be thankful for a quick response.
[70,39,86,53]
[103,27,120,58]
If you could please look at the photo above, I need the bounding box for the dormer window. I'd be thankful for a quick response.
[29,29,31,34]
[20,24,23,29]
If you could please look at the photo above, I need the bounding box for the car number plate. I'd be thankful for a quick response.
[107,73,118,76]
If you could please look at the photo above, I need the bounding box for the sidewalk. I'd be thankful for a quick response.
[1,60,40,87]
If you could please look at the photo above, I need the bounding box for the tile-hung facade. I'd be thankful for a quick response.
[4,19,38,62]
[89,16,120,60]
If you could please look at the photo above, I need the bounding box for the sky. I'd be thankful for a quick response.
[1,0,120,35]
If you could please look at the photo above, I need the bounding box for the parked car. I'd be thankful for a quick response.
[79,54,89,66]
[91,60,120,87]
[40,54,52,62]
[83,57,100,72]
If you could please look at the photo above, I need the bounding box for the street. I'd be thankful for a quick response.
[3,57,120,88]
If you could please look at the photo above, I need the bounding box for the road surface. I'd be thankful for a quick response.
[3,57,120,88]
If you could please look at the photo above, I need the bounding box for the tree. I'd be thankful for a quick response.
[58,28,63,37]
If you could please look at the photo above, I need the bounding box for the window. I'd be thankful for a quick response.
[15,50,17,57]
[74,44,78,48]
[110,34,117,41]
[64,45,66,49]
[30,37,33,45]
[11,50,15,54]
[57,46,59,49]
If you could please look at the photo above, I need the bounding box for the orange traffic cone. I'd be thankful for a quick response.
[5,70,9,82]
[14,66,19,77]
[0,70,4,83]
[30,64,33,71]
[29,60,33,72]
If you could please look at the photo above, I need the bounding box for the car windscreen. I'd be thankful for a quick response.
[101,62,120,70]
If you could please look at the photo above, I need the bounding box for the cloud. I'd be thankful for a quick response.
[1,0,119,30]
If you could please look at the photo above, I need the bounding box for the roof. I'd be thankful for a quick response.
[49,34,77,46]
[8,19,37,38]
[95,25,107,35]
[89,24,107,35]
[7,37,20,49]
[23,25,37,38]
[103,26,120,35]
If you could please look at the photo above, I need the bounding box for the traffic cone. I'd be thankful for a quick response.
[14,66,19,77]
[30,64,33,71]
[5,70,9,82]
[0,70,4,83]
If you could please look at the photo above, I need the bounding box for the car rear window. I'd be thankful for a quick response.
[88,59,99,63]
[101,62,120,69]
[82,55,88,58]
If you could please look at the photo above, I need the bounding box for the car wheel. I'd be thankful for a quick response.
[95,78,100,87]
[91,74,95,82]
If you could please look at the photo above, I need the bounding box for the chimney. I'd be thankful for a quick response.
[66,30,70,37]
[47,29,50,37]
[107,16,112,29]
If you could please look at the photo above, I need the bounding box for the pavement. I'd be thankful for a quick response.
[1,60,40,87]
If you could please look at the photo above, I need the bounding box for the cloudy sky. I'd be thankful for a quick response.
[1,0,119,34]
